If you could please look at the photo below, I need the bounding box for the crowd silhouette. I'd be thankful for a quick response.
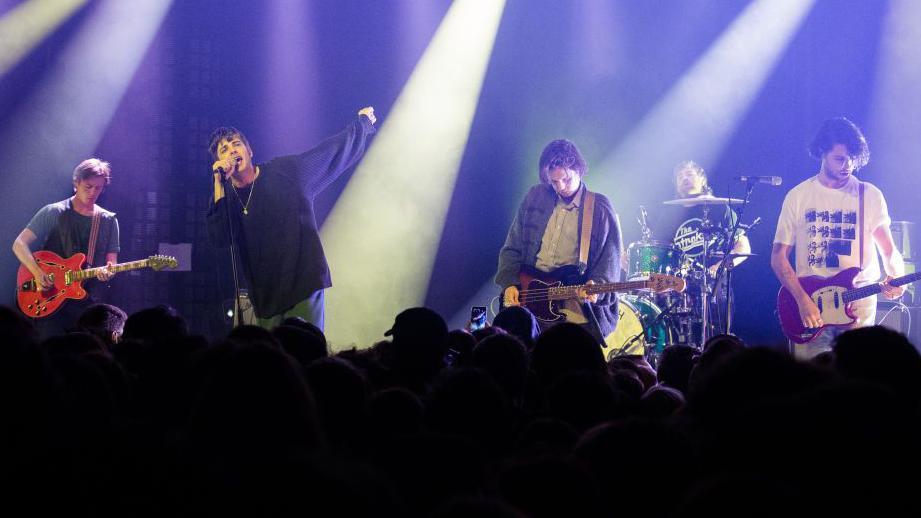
[2,302,920,517]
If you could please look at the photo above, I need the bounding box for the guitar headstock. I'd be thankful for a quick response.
[648,274,685,293]
[148,255,178,271]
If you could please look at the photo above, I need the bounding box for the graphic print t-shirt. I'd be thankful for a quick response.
[773,175,890,319]
[652,202,737,264]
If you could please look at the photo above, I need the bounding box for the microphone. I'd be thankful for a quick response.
[735,175,782,186]
[215,157,242,177]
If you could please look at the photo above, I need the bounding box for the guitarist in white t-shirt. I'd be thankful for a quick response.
[771,117,904,359]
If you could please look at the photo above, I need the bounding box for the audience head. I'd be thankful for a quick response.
[76,303,127,348]
[492,306,540,350]
[473,333,529,403]
[833,326,921,402]
[385,307,448,349]
[656,345,698,394]
[531,323,606,390]
[272,324,328,366]
[445,329,477,367]
[122,305,188,346]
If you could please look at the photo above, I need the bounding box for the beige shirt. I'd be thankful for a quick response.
[535,185,583,272]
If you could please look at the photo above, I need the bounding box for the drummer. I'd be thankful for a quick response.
[653,160,752,341]
[657,160,751,273]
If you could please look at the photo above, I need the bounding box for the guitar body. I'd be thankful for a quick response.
[518,265,586,324]
[17,251,89,318]
[777,267,860,344]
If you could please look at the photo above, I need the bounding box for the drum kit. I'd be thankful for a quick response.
[605,194,757,365]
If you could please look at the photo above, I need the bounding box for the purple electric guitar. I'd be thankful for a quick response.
[777,267,921,343]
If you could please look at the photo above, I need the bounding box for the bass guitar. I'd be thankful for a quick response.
[777,267,921,343]
[17,250,178,318]
[511,265,685,325]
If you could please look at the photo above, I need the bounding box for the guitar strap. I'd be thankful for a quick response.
[578,190,596,275]
[86,206,102,267]
[577,190,606,346]
[858,181,864,268]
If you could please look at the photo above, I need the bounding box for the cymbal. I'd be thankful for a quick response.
[663,194,744,206]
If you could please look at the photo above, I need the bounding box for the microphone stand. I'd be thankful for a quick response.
[713,180,756,335]
[220,173,245,328]
[699,204,714,344]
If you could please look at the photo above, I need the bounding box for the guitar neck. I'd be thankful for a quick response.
[72,259,152,281]
[551,280,653,301]
[843,271,921,303]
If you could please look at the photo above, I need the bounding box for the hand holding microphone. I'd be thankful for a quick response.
[212,156,241,180]
[212,156,242,204]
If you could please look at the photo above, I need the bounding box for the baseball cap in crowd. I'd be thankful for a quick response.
[384,307,448,342]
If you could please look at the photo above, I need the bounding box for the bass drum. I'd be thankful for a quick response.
[602,295,673,361]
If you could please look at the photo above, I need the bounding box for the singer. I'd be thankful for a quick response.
[206,107,377,330]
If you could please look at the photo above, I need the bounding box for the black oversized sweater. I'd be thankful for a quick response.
[207,115,376,317]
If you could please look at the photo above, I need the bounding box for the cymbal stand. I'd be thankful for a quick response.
[637,205,653,242]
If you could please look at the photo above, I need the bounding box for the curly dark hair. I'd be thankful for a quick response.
[208,126,251,160]
[538,139,587,184]
[808,117,870,169]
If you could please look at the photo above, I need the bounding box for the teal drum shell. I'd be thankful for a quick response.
[626,240,682,279]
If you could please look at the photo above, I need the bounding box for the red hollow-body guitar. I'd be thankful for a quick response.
[777,267,921,343]
[17,250,177,318]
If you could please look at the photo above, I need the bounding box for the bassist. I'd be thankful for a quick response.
[11,158,119,337]
[496,139,622,343]
[771,117,903,359]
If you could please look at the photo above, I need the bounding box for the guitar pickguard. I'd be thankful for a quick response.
[523,278,565,323]
[812,286,853,325]
[523,279,589,325]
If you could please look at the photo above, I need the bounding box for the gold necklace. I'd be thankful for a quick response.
[230,169,258,215]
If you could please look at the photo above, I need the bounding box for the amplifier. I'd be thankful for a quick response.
[876,300,920,350]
